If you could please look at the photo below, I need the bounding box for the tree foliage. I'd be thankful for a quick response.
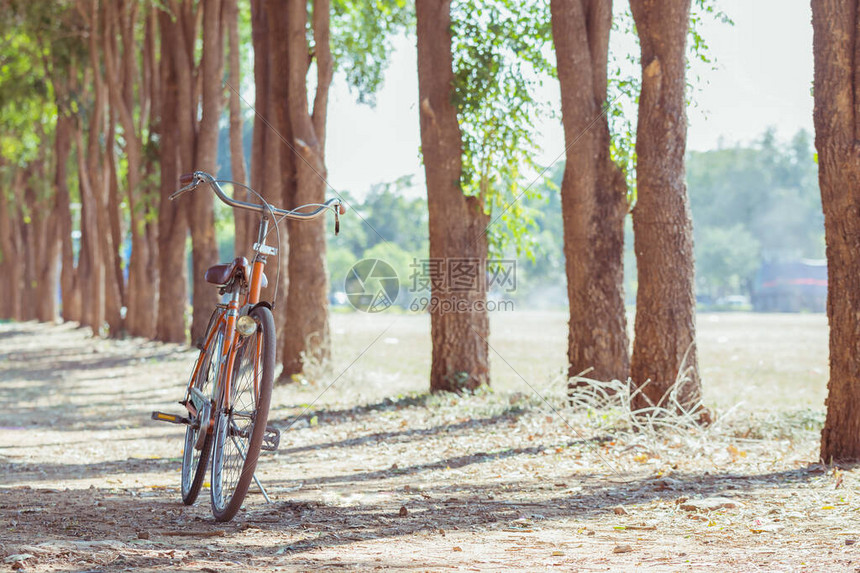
[606,0,733,203]
[450,0,553,258]
[330,0,413,105]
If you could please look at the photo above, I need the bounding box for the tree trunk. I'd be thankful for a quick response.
[141,5,162,339]
[0,163,24,321]
[417,0,490,392]
[34,213,60,323]
[628,0,701,412]
[81,5,108,335]
[105,0,158,339]
[551,0,629,386]
[249,0,267,256]
[188,0,224,344]
[254,0,290,351]
[6,172,27,321]
[54,104,82,323]
[813,0,860,462]
[156,8,190,343]
[76,118,105,334]
[103,113,127,336]
[227,0,251,254]
[280,0,332,378]
[31,159,61,324]
[20,180,38,321]
[171,0,204,342]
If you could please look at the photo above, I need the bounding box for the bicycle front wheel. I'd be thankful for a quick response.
[210,305,275,522]
[181,316,224,505]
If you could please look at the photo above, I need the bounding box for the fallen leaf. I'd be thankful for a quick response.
[727,444,747,460]
[453,546,463,552]
[680,497,742,512]
[551,550,564,556]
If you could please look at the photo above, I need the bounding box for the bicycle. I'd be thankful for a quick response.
[152,170,344,521]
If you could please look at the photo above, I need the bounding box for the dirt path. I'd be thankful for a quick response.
[0,319,856,572]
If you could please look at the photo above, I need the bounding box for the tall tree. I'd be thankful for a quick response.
[249,0,269,259]
[812,0,860,461]
[78,0,111,334]
[189,0,224,343]
[417,0,490,392]
[0,2,85,325]
[155,7,190,343]
[249,0,292,355]
[165,0,224,343]
[227,0,252,254]
[628,0,702,411]
[29,159,61,323]
[104,0,159,338]
[550,0,629,385]
[279,0,334,378]
[0,166,23,321]
[55,76,82,324]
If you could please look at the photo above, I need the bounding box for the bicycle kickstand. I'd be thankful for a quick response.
[252,472,272,504]
[230,435,273,504]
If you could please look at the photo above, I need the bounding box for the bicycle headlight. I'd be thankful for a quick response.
[237,315,258,337]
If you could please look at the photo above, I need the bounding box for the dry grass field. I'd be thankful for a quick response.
[322,310,829,413]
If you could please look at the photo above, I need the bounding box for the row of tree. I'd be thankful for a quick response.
[0,0,406,378]
[419,0,859,463]
[1,0,858,461]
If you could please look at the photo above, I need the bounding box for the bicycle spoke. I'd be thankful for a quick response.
[209,306,275,521]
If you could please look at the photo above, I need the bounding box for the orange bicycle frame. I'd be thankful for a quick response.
[185,214,272,415]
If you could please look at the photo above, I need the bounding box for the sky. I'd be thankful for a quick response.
[323,0,815,197]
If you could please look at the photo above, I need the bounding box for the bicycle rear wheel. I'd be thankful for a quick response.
[180,316,223,505]
[210,306,275,522]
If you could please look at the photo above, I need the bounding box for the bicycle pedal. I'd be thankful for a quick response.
[151,411,190,425]
[261,425,280,451]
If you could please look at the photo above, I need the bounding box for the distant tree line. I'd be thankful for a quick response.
[689,129,824,303]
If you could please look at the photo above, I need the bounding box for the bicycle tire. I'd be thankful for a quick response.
[210,305,275,522]
[180,314,223,505]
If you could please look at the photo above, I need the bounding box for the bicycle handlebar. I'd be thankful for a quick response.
[170,171,347,222]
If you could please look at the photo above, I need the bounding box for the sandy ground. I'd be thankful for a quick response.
[1,313,856,572]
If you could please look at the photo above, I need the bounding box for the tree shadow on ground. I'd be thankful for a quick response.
[0,340,193,432]
[0,463,827,570]
[273,405,531,456]
[0,455,180,485]
[237,464,826,556]
[269,393,435,427]
[267,437,608,488]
